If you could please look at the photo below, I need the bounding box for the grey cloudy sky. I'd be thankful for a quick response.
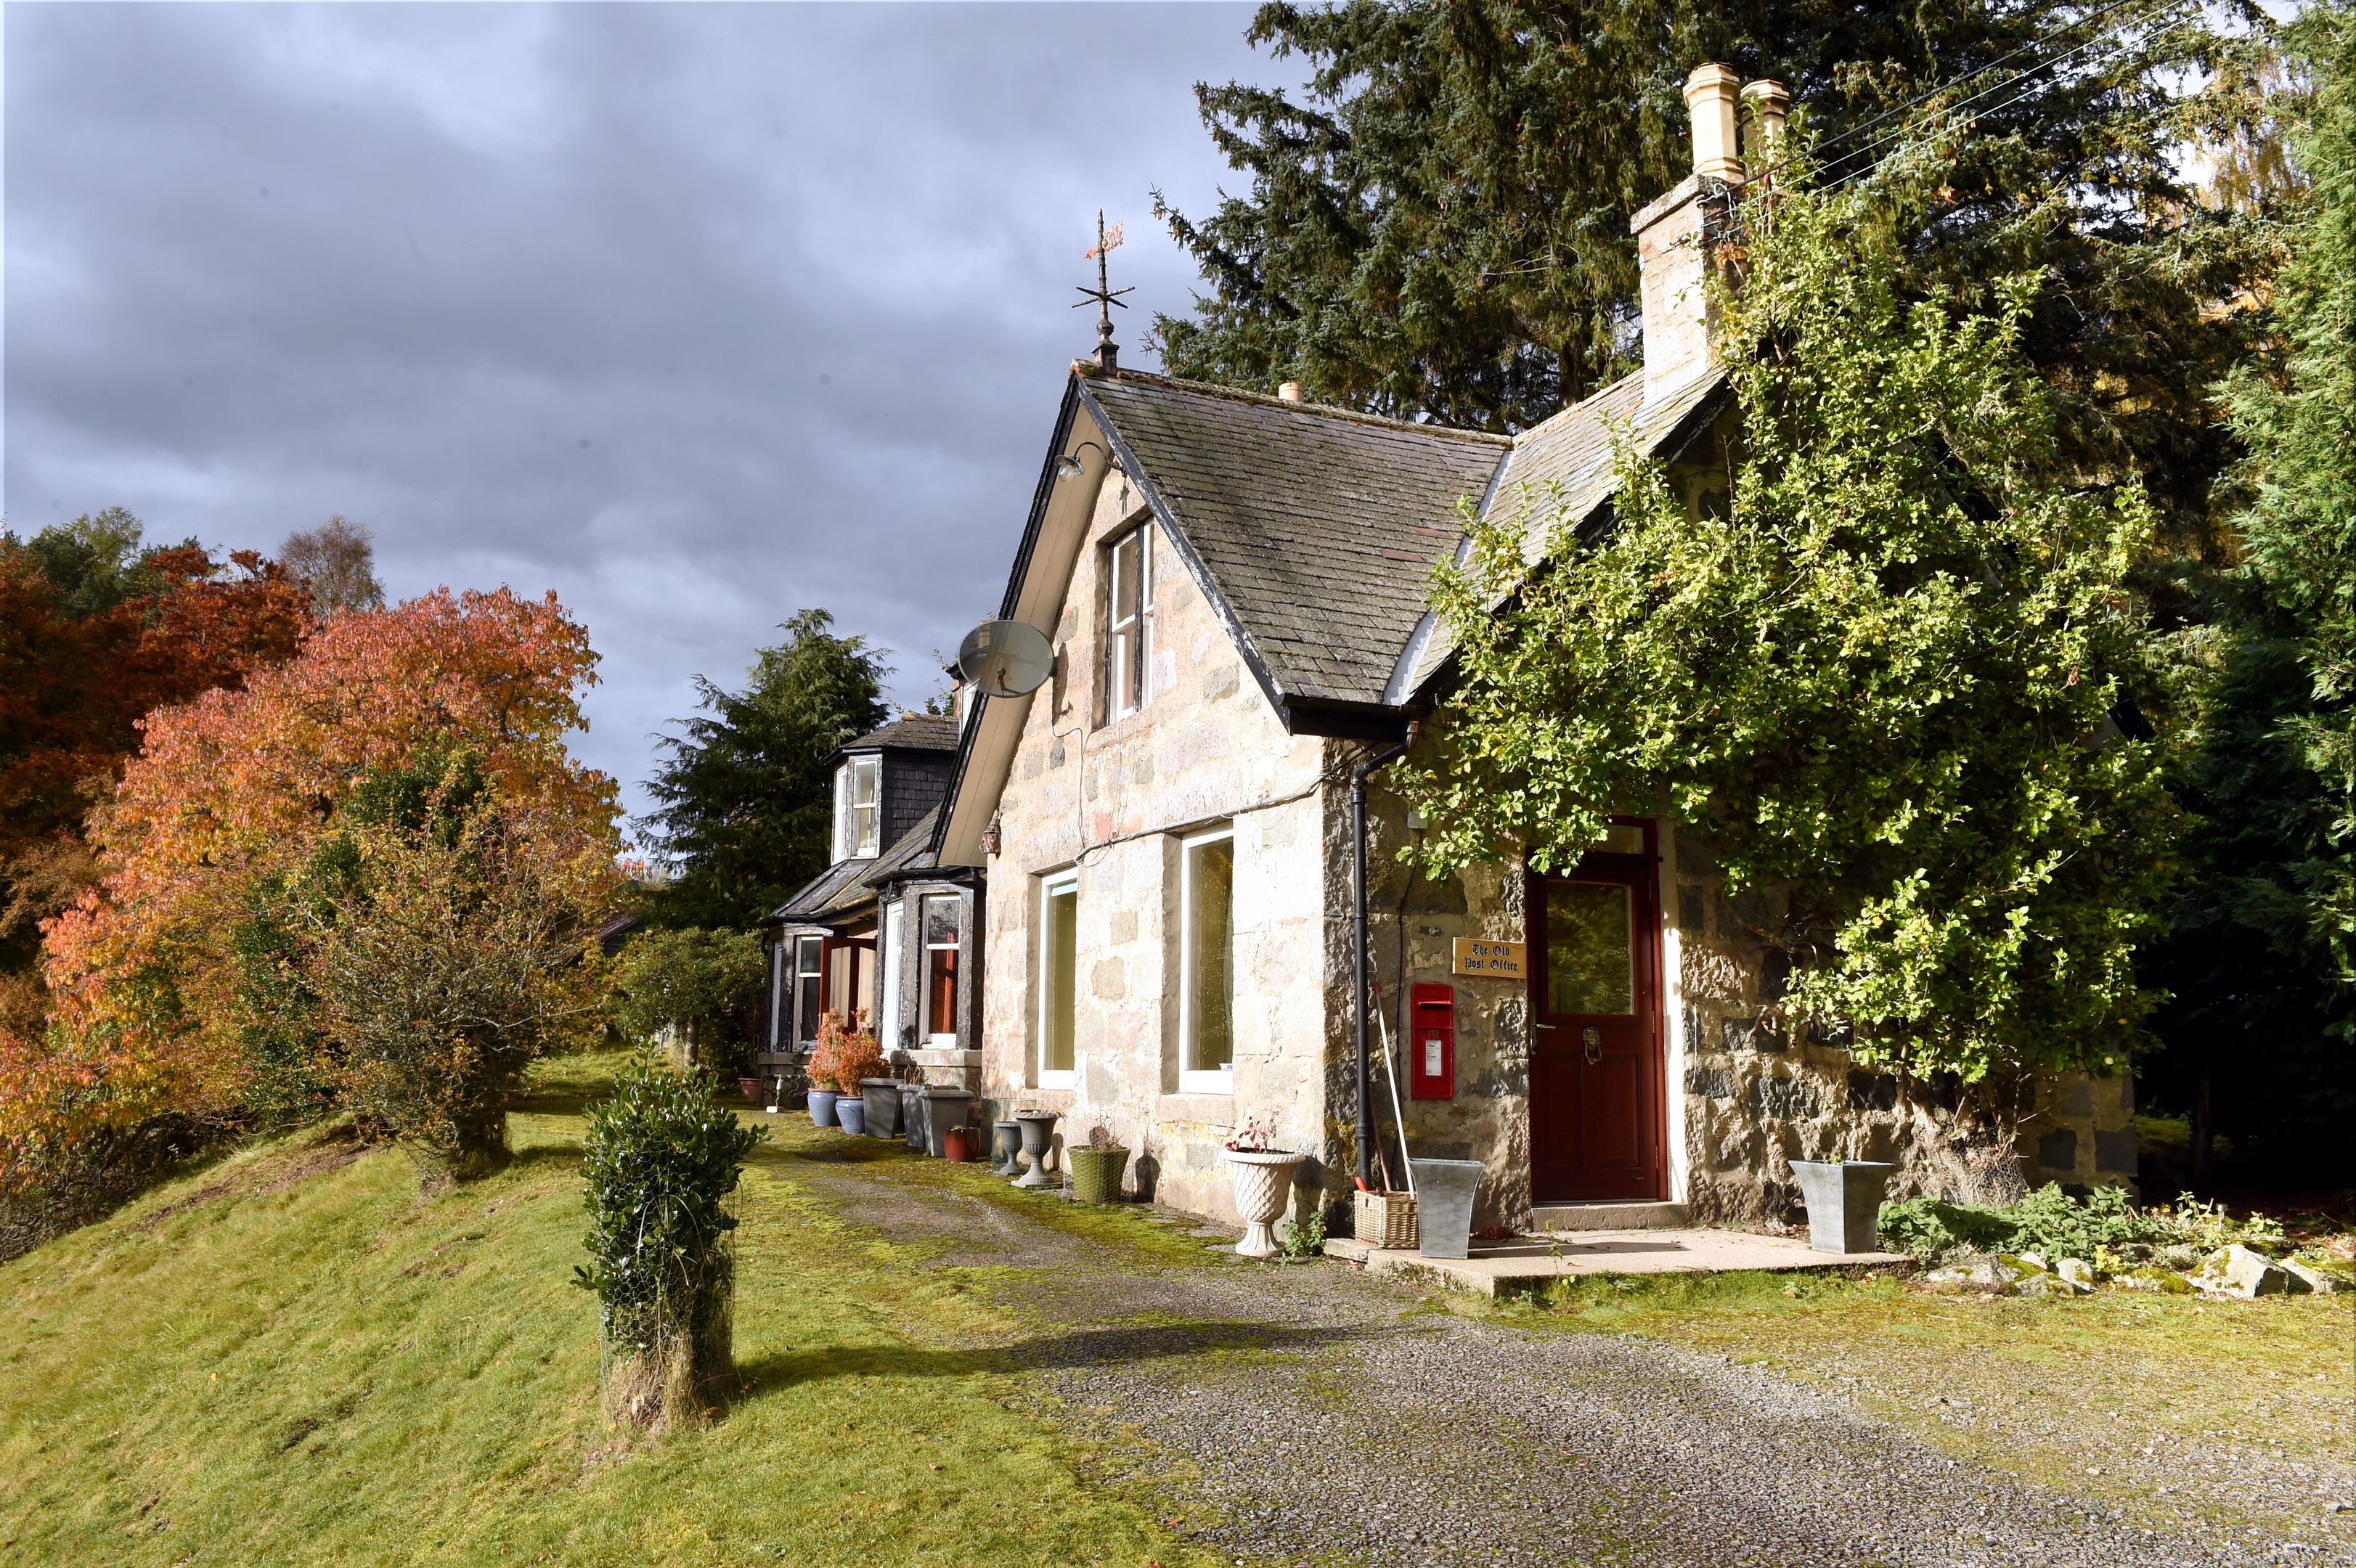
[5,1,1283,836]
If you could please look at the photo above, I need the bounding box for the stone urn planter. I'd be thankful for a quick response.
[807,1088,840,1129]
[1067,1145,1129,1204]
[1790,1160,1897,1254]
[1223,1148,1305,1259]
[900,1084,929,1151]
[1409,1159,1485,1260]
[991,1120,1023,1176]
[860,1078,902,1139]
[921,1088,974,1159]
[1012,1111,1060,1188]
[834,1095,868,1136]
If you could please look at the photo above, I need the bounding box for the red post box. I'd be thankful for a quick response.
[1409,983,1455,1100]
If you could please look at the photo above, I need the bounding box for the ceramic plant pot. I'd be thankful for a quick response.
[808,1089,840,1129]
[860,1078,903,1139]
[736,1077,763,1103]
[901,1084,929,1151]
[942,1125,981,1164]
[1224,1149,1305,1259]
[991,1120,1023,1176]
[1067,1146,1129,1205]
[834,1096,868,1136]
[921,1089,974,1159]
[1013,1111,1060,1188]
[1790,1160,1898,1254]
[1409,1159,1485,1260]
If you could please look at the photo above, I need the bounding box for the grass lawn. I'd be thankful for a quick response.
[0,1055,1224,1568]
[1482,1265,2355,1543]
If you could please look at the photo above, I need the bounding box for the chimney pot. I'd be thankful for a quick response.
[1682,64,1742,183]
[1741,80,1790,167]
[1277,381,1304,403]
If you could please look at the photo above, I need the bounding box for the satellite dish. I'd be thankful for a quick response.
[957,619,1055,698]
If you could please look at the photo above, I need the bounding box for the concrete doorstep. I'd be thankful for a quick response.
[1322,1228,1915,1298]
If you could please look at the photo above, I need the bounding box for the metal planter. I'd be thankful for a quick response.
[1409,1159,1485,1260]
[1790,1160,1897,1254]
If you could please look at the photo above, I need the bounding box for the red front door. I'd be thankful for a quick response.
[1528,823,1665,1201]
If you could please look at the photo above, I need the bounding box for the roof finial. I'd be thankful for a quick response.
[1075,210,1130,374]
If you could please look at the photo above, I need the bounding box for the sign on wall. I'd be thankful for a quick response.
[1450,938,1526,979]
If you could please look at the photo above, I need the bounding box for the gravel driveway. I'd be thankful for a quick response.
[797,1153,2347,1568]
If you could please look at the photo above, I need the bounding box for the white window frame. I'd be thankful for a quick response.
[1106,523,1153,720]
[879,897,905,1053]
[921,892,962,1048]
[833,755,880,859]
[1037,870,1080,1089]
[793,935,824,1048]
[767,940,787,1051]
[1178,826,1236,1093]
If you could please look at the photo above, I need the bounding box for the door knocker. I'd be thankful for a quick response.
[1581,1026,1602,1066]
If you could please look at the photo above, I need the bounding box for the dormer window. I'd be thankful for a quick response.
[833,754,880,859]
[1106,522,1153,719]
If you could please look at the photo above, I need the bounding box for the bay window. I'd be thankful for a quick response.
[923,893,961,1045]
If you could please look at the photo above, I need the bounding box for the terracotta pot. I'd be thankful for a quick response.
[1223,1149,1305,1257]
[736,1077,763,1104]
[942,1125,981,1164]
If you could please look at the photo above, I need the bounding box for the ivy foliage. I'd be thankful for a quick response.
[575,1052,766,1427]
[1400,144,2177,1082]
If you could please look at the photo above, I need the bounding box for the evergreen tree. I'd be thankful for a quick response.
[2142,2,2355,1180]
[1155,0,2275,550]
[637,609,892,931]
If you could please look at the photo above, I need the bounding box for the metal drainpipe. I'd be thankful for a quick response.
[1353,721,1419,1188]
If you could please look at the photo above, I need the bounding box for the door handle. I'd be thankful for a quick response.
[1582,1026,1602,1066]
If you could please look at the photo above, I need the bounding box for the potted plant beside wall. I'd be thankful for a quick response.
[1067,1127,1130,1204]
[1223,1116,1305,1259]
[804,1010,849,1128]
[831,1016,886,1138]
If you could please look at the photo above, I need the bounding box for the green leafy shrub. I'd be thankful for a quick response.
[1879,1183,2285,1265]
[575,1052,767,1430]
[608,926,765,1071]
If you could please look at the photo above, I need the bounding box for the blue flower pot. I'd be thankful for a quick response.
[835,1096,868,1136]
[808,1090,840,1128]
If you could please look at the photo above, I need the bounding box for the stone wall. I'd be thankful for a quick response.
[977,462,1338,1224]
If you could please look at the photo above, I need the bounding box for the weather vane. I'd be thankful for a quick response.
[1075,210,1131,372]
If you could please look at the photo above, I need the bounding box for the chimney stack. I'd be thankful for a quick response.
[1278,381,1304,403]
[1741,80,1790,166]
[1631,62,1760,404]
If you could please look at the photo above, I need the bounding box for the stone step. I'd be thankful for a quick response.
[1530,1201,1691,1233]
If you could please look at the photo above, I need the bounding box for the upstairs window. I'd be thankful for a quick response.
[833,754,880,859]
[1106,523,1153,719]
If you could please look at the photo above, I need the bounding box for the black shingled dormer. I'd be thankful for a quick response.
[825,714,959,861]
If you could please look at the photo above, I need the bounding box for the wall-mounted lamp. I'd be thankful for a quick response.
[1055,441,1107,481]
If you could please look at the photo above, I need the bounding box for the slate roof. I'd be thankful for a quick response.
[841,714,958,754]
[768,808,948,926]
[1398,367,1729,698]
[1083,373,1509,710]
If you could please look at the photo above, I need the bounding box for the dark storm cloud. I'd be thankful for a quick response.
[5,1,1279,833]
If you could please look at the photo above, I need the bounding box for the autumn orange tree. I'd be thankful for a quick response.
[1,587,621,1166]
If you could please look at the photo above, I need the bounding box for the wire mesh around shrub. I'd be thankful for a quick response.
[574,1052,767,1431]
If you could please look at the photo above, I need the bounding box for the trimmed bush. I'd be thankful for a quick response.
[574,1053,766,1430]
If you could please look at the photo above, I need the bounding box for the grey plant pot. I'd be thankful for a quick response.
[1790,1160,1898,1254]
[1012,1111,1059,1188]
[860,1078,903,1139]
[901,1084,929,1151]
[991,1120,1023,1176]
[921,1089,974,1159]
[1409,1159,1485,1260]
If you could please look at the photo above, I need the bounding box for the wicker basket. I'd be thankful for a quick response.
[1354,1189,1419,1249]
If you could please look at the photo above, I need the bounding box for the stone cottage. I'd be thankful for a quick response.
[927,64,2132,1233]
[761,714,987,1091]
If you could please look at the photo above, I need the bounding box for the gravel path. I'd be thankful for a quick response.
[800,1159,2346,1568]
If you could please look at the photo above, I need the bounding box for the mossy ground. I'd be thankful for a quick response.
[0,1055,1224,1568]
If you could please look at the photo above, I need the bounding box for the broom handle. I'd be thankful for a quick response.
[1373,999,1416,1199]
